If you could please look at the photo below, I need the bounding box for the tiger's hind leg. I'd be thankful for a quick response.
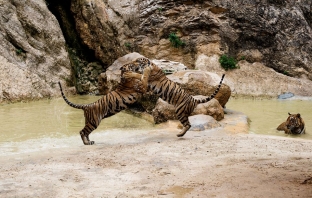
[80,123,97,145]
[177,124,191,137]
[176,113,191,137]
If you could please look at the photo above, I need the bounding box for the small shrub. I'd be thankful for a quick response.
[219,55,238,70]
[283,70,290,76]
[124,42,132,48]
[16,48,24,55]
[168,33,185,48]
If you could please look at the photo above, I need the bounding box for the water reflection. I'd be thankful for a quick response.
[227,98,312,140]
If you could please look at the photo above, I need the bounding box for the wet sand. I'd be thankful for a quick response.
[0,110,312,197]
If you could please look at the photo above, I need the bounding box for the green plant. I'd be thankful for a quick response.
[219,55,238,70]
[158,7,163,12]
[16,48,24,55]
[168,33,185,48]
[283,70,290,76]
[124,42,132,48]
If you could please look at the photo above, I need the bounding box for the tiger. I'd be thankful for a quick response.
[277,113,305,135]
[276,113,306,135]
[121,57,225,137]
[58,70,145,145]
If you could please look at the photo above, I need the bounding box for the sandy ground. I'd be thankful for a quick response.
[0,110,312,198]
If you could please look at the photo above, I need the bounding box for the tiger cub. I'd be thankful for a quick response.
[121,57,225,137]
[277,113,305,135]
[58,70,145,145]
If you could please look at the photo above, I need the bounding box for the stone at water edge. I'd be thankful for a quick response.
[278,92,294,99]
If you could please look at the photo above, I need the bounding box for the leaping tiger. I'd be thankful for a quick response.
[58,69,145,145]
[121,57,225,137]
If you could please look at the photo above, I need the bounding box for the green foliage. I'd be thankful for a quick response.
[168,33,185,48]
[16,48,24,55]
[283,70,290,76]
[124,42,132,48]
[219,55,238,70]
[158,7,163,12]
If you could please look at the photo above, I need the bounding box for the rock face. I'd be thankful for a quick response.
[70,0,126,68]
[0,0,71,103]
[1,0,312,102]
[136,0,312,79]
[196,58,312,97]
[167,71,230,107]
[66,0,312,96]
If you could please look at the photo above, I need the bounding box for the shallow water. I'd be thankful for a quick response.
[0,96,156,155]
[0,95,156,142]
[1,96,312,155]
[227,98,312,140]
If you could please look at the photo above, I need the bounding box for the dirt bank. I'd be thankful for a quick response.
[0,133,311,198]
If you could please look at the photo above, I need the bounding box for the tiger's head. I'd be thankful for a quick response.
[120,63,136,75]
[285,113,305,134]
[132,57,151,73]
[120,57,151,74]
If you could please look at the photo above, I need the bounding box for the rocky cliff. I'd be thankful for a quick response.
[0,0,312,103]
[56,0,312,95]
[135,0,312,79]
[0,0,70,103]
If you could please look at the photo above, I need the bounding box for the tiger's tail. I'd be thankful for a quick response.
[196,74,225,104]
[58,82,85,110]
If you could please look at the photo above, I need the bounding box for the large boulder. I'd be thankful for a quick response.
[189,115,221,131]
[0,0,71,103]
[100,52,188,94]
[167,71,231,107]
[152,98,224,124]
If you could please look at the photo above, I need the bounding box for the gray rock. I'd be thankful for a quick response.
[0,0,70,102]
[189,115,221,131]
[278,92,295,100]
[151,59,187,74]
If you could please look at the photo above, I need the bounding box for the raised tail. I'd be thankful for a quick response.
[58,82,85,110]
[196,74,225,104]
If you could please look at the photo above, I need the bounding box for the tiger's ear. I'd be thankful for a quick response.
[297,113,301,118]
[288,112,291,115]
